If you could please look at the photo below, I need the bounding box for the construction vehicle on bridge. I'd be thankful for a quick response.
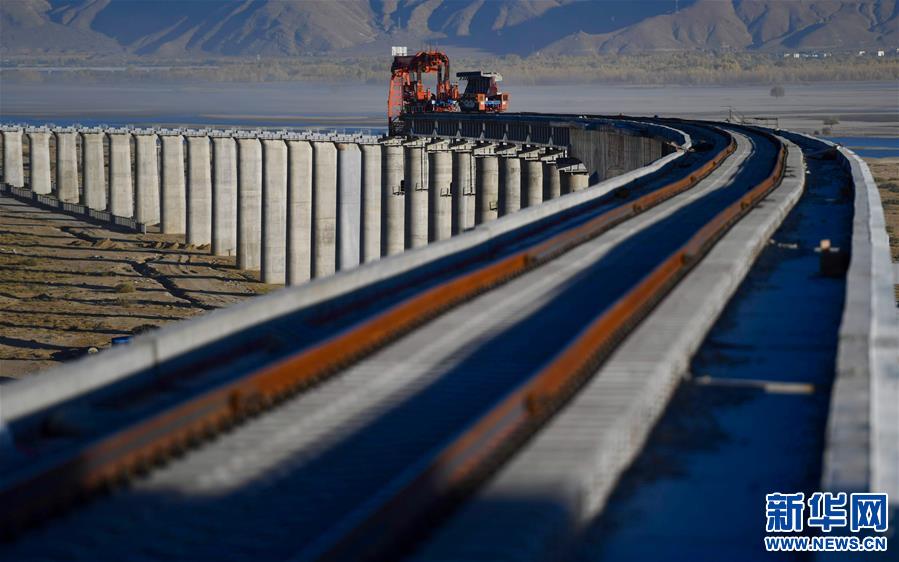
[387,47,508,134]
[457,71,509,114]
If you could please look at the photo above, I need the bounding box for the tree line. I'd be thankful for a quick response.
[4,52,898,86]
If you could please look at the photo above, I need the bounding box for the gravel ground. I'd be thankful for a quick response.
[864,156,899,303]
[0,194,274,380]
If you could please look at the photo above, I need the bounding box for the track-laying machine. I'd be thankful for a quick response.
[387,47,509,134]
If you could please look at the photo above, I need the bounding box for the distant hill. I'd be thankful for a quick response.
[1,0,896,57]
[544,0,899,54]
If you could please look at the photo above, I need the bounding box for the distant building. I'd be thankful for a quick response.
[858,50,866,56]
[877,50,885,57]
[793,53,800,59]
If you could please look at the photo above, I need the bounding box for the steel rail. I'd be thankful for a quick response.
[301,126,786,561]
[1,125,736,534]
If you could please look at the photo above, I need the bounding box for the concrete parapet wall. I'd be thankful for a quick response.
[825,145,899,506]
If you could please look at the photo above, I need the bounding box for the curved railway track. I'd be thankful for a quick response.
[2,118,787,562]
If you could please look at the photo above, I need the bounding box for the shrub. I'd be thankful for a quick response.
[114,282,135,293]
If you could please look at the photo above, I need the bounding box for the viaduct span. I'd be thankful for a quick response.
[0,117,670,284]
[0,112,895,561]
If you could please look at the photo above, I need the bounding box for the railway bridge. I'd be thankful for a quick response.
[0,112,895,560]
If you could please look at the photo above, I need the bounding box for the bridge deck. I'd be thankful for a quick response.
[3,126,776,560]
[0,115,894,561]
[414,136,810,561]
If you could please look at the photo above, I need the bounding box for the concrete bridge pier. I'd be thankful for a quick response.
[451,147,474,233]
[604,134,625,179]
[186,134,212,246]
[543,162,561,201]
[498,154,522,216]
[337,143,362,271]
[475,155,499,225]
[108,130,134,217]
[2,128,25,188]
[261,138,287,284]
[561,170,590,193]
[237,136,263,271]
[135,131,160,225]
[211,134,238,257]
[286,138,312,284]
[360,144,382,263]
[522,157,543,208]
[160,132,186,234]
[428,147,453,241]
[313,142,338,277]
[381,140,405,257]
[80,131,107,211]
[27,129,52,195]
[54,129,79,203]
[404,140,429,249]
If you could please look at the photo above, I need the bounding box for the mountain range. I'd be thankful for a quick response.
[1,0,896,57]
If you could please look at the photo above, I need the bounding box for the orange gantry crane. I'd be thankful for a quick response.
[387,47,508,134]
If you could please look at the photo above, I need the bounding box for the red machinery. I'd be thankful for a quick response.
[387,47,508,134]
[457,71,509,113]
[388,48,459,134]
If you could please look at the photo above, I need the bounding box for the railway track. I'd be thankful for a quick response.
[2,119,787,561]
